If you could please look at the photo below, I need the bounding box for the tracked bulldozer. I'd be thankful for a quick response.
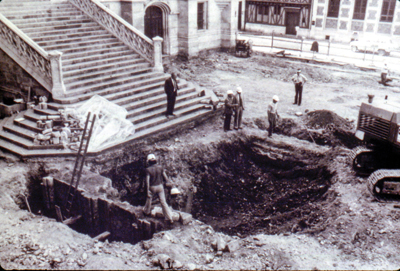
[351,98,400,201]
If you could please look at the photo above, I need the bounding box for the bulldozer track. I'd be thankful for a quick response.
[349,146,374,175]
[368,169,400,202]
[349,146,371,163]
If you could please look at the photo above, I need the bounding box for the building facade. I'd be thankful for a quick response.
[99,0,244,57]
[244,0,400,42]
[310,0,400,42]
[245,0,312,35]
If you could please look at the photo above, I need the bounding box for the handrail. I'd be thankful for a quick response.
[69,0,155,64]
[0,13,52,89]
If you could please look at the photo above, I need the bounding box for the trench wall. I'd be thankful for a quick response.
[41,177,177,243]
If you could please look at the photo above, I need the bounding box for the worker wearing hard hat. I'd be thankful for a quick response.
[143,154,174,223]
[234,87,245,130]
[223,90,238,132]
[267,95,280,137]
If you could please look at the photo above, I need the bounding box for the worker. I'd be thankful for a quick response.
[381,63,392,86]
[267,95,280,137]
[291,68,307,106]
[143,154,174,224]
[234,87,245,130]
[223,90,237,132]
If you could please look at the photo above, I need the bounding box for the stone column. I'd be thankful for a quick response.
[48,51,66,99]
[152,36,164,73]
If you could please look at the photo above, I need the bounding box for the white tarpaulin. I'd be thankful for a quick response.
[65,95,135,151]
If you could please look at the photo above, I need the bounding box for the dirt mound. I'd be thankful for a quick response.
[304,110,354,130]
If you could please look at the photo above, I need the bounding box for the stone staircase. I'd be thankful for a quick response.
[0,0,213,157]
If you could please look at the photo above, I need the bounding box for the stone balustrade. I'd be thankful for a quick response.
[0,14,66,98]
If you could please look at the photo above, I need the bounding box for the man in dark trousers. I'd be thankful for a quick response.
[291,68,307,106]
[164,73,179,117]
[267,95,279,137]
[143,154,174,223]
[234,87,244,130]
[224,90,237,132]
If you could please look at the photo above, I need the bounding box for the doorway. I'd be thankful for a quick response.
[144,6,163,40]
[285,11,300,35]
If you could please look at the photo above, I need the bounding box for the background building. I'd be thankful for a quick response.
[243,0,400,43]
[310,0,400,42]
[99,0,244,57]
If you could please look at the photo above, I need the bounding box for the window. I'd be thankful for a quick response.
[353,0,367,20]
[327,0,341,18]
[380,0,396,22]
[197,2,208,29]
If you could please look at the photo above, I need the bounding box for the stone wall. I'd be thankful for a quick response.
[0,49,49,104]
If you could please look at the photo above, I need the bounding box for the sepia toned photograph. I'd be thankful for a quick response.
[0,0,400,269]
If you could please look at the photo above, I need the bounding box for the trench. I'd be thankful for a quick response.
[24,135,334,244]
[189,139,334,236]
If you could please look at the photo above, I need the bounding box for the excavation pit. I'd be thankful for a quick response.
[190,138,334,237]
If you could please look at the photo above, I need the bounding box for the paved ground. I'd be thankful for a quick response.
[238,31,400,77]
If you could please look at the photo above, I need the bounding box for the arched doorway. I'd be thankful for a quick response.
[144,3,171,54]
[144,6,163,40]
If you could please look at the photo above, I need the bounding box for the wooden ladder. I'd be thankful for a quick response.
[64,112,96,217]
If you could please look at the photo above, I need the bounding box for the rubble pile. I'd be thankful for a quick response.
[304,110,354,130]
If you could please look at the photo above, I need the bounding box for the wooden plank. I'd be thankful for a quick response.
[55,205,63,222]
[94,231,111,241]
[22,194,32,213]
[63,215,82,225]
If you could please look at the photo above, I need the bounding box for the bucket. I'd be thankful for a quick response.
[368,94,374,103]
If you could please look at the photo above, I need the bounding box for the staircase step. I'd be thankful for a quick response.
[64,68,158,92]
[63,53,142,71]
[121,84,192,110]
[134,103,211,132]
[63,62,151,84]
[0,131,64,150]
[13,118,44,133]
[14,17,94,30]
[8,14,87,25]
[0,5,71,13]
[61,45,131,61]
[32,29,110,43]
[40,37,120,51]
[36,33,114,48]
[116,86,193,112]
[18,22,100,34]
[26,25,105,38]
[54,74,167,104]
[58,41,125,55]
[3,124,37,141]
[3,9,83,19]
[128,93,202,122]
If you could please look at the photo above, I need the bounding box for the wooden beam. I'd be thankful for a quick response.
[63,215,82,225]
[94,231,111,241]
[55,205,63,222]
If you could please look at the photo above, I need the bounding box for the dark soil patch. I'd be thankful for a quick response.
[191,137,334,237]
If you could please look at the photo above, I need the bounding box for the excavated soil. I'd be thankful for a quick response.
[2,51,400,270]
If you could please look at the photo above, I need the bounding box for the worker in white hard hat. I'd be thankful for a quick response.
[234,87,245,130]
[223,90,238,132]
[267,95,280,137]
[143,154,174,223]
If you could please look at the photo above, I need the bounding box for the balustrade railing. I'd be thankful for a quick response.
[0,14,52,89]
[69,0,155,65]
[0,13,66,98]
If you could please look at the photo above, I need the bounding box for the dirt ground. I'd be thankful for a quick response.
[2,51,400,270]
